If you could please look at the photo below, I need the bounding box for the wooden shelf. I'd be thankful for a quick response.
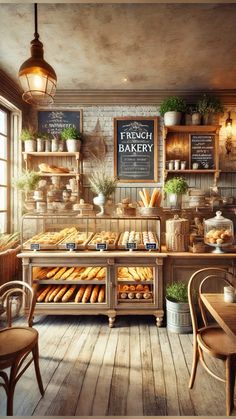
[34,279,106,285]
[22,151,81,158]
[163,125,221,137]
[38,172,80,177]
[165,169,219,174]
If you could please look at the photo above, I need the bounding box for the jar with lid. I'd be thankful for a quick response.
[204,211,234,253]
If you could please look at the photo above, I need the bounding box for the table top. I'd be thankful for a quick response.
[201,293,236,344]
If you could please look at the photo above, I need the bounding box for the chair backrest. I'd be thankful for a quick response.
[0,280,36,327]
[188,267,235,336]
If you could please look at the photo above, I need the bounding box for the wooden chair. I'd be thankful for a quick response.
[0,280,44,415]
[188,267,236,416]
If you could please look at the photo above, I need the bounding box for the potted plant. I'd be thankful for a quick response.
[166,281,192,333]
[160,96,187,126]
[13,170,40,211]
[164,177,188,209]
[36,132,53,152]
[197,94,224,125]
[187,105,201,125]
[88,163,117,216]
[20,128,36,152]
[60,127,83,152]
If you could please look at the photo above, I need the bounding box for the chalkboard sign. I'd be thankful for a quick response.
[96,243,107,251]
[190,134,215,169]
[66,243,76,251]
[30,243,40,251]
[38,109,82,138]
[126,242,137,250]
[114,117,158,182]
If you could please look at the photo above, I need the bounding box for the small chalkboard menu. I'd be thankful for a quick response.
[38,109,82,138]
[114,117,158,182]
[190,134,215,169]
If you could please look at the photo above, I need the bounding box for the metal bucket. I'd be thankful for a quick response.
[166,297,192,334]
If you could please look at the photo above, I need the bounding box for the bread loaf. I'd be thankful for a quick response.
[120,292,127,299]
[87,267,101,280]
[46,267,60,278]
[128,292,135,299]
[35,268,50,280]
[96,267,106,279]
[37,286,52,302]
[143,292,151,299]
[136,293,143,299]
[54,285,68,302]
[80,267,93,279]
[45,286,57,302]
[48,286,62,302]
[62,285,77,302]
[136,267,145,281]
[129,285,136,291]
[60,267,75,280]
[82,285,93,303]
[75,285,86,303]
[90,285,100,303]
[120,284,129,292]
[136,284,144,291]
[53,267,67,280]
[128,267,140,280]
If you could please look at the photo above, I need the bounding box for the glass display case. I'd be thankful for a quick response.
[204,211,234,253]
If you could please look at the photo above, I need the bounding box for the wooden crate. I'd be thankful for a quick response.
[0,245,21,286]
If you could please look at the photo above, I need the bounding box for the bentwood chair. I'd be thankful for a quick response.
[188,267,236,416]
[0,281,44,415]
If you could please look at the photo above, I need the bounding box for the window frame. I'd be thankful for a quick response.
[0,105,11,233]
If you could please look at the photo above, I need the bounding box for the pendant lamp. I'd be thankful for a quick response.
[18,3,57,106]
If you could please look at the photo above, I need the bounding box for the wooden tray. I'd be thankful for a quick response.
[87,232,120,250]
[58,232,94,250]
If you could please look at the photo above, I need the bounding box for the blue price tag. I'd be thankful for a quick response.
[126,242,137,250]
[30,243,40,251]
[66,243,76,251]
[145,242,157,251]
[96,243,107,251]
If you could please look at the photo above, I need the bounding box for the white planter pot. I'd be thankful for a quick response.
[24,140,36,152]
[93,193,106,216]
[164,111,181,126]
[66,139,81,152]
[192,113,201,125]
[166,297,192,334]
[36,138,45,152]
[168,193,182,209]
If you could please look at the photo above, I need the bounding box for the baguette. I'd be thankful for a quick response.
[90,285,100,303]
[87,267,102,280]
[35,268,50,280]
[96,267,106,279]
[60,267,75,280]
[62,285,77,302]
[48,286,63,302]
[53,267,67,280]
[143,188,151,206]
[149,188,159,207]
[37,286,52,302]
[80,267,93,279]
[75,285,86,303]
[46,267,60,278]
[136,267,146,281]
[68,269,83,280]
[139,190,148,207]
[128,267,141,280]
[54,285,68,302]
[144,267,153,280]
[82,285,93,303]
[45,286,57,302]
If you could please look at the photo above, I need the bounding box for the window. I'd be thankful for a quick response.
[0,106,10,233]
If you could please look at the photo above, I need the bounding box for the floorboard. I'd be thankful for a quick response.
[0,315,235,416]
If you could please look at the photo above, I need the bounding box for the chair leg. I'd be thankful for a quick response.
[7,362,18,416]
[189,340,199,389]
[32,343,44,396]
[226,356,234,416]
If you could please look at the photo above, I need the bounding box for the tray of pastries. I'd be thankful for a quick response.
[117,266,153,281]
[36,284,106,304]
[58,231,94,250]
[33,266,106,281]
[23,227,77,250]
[118,230,159,250]
[87,231,119,250]
[118,284,153,301]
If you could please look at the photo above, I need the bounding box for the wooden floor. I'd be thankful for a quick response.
[0,315,235,416]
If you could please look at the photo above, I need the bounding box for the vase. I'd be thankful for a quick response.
[164,111,182,126]
[168,193,182,209]
[66,139,81,152]
[93,193,106,216]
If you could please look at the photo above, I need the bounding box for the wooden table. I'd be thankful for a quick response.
[201,293,236,344]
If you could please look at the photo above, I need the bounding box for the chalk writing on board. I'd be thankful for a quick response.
[114,118,158,182]
[38,110,82,138]
[191,134,215,169]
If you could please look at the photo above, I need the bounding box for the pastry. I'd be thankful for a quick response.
[75,285,86,303]
[128,292,135,299]
[120,292,128,299]
[62,285,77,302]
[136,293,143,299]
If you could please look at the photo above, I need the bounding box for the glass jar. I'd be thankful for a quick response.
[204,211,234,253]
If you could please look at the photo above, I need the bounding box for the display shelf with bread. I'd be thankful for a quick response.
[32,266,107,283]
[36,284,106,304]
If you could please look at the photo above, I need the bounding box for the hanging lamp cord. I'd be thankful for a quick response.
[34,3,39,40]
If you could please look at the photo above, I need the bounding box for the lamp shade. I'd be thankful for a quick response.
[19,36,57,106]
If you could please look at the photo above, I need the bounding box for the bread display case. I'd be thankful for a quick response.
[18,213,164,327]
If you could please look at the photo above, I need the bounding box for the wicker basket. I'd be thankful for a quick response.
[0,245,21,286]
[166,215,189,252]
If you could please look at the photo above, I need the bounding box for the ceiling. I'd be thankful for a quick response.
[1,3,236,91]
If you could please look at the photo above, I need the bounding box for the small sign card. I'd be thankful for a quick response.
[30,243,40,251]
[96,243,107,251]
[66,243,76,251]
[145,242,157,251]
[126,242,137,251]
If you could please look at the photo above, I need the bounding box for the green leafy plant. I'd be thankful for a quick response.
[197,94,224,115]
[20,128,35,141]
[160,96,187,116]
[166,282,188,303]
[60,127,83,141]
[88,163,117,199]
[36,131,54,140]
[164,177,188,195]
[13,170,40,192]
